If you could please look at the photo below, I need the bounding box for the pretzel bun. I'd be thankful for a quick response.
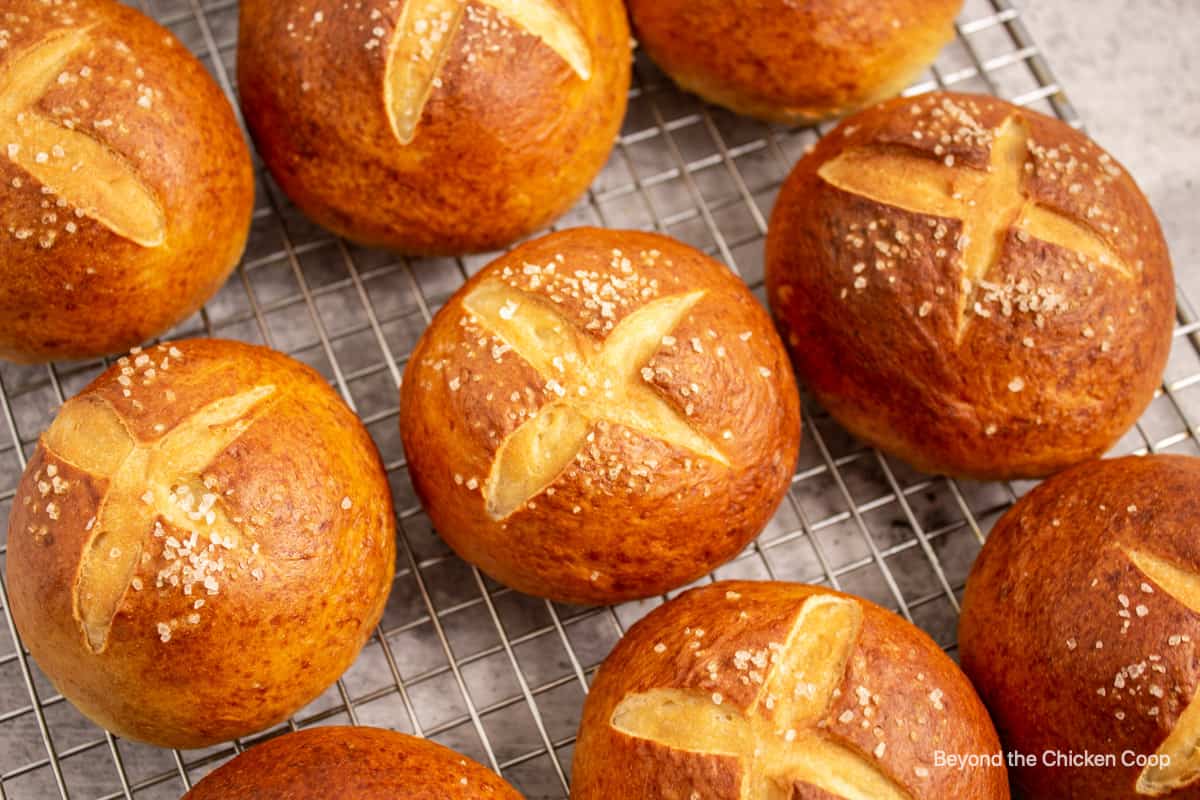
[0,0,254,363]
[626,0,961,123]
[399,228,800,604]
[961,455,1200,799]
[184,726,522,799]
[237,0,629,256]
[5,339,395,749]
[573,581,1008,799]
[766,91,1174,480]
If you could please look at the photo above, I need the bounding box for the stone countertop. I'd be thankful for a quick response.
[1018,0,1199,302]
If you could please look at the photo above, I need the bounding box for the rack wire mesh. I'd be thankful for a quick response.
[1,0,1197,797]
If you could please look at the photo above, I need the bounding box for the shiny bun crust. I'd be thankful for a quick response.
[237,0,630,256]
[5,339,395,749]
[767,91,1174,480]
[573,581,1008,800]
[184,726,523,799]
[626,0,961,123]
[400,228,801,604]
[0,0,254,363]
[961,455,1200,799]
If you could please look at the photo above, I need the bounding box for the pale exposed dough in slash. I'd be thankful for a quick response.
[462,278,727,520]
[384,0,593,145]
[818,114,1131,342]
[43,384,277,652]
[611,595,913,800]
[0,27,166,247]
[1126,548,1200,794]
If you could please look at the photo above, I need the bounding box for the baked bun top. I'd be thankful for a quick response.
[767,91,1174,479]
[184,727,522,799]
[237,0,630,255]
[626,0,962,122]
[6,339,394,748]
[400,227,800,603]
[0,0,253,362]
[573,581,1007,800]
[961,455,1200,798]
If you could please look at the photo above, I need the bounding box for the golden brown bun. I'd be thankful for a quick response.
[5,339,395,749]
[627,0,961,123]
[0,0,254,363]
[399,228,801,604]
[183,726,522,799]
[961,455,1200,799]
[573,581,1008,799]
[766,91,1174,480]
[237,0,630,256]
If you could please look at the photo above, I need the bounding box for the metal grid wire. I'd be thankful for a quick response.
[1,0,1198,797]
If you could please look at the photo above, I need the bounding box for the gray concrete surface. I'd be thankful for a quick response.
[1018,0,1199,302]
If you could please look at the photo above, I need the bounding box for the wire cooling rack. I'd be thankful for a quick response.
[1,0,1198,797]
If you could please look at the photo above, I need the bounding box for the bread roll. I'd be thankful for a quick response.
[237,0,629,256]
[5,339,395,749]
[573,581,1008,799]
[626,0,961,123]
[961,455,1200,799]
[766,91,1174,479]
[184,726,522,799]
[400,228,801,604]
[0,0,254,363]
